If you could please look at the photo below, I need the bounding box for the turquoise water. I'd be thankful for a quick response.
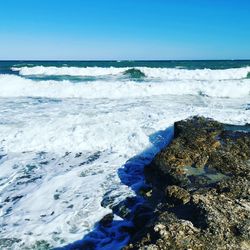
[1,60,250,74]
[1,60,250,69]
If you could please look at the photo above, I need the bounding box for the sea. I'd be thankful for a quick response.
[0,60,250,249]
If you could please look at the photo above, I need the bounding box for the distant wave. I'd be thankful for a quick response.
[11,66,250,80]
[0,74,249,99]
[12,66,124,77]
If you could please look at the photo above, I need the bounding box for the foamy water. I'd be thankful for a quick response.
[0,74,250,99]
[0,62,250,249]
[12,66,250,80]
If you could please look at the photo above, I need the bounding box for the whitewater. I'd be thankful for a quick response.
[0,62,250,249]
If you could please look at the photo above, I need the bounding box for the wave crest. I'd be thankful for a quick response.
[0,74,249,99]
[123,68,146,79]
[12,66,250,80]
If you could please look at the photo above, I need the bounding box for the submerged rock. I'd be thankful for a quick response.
[125,116,250,250]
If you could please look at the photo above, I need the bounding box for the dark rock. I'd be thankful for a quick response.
[125,116,250,250]
[165,185,190,204]
[133,204,154,229]
[99,213,114,227]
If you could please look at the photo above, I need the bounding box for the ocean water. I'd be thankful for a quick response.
[0,60,250,249]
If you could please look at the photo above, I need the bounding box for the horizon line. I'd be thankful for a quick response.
[1,59,250,62]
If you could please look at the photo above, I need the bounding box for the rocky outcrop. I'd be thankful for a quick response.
[125,117,250,250]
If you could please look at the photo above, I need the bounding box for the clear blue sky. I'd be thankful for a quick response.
[0,0,249,60]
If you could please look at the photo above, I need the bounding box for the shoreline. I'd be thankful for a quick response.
[123,116,250,250]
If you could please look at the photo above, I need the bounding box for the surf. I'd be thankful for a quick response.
[12,66,250,80]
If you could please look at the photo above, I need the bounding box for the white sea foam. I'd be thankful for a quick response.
[12,66,250,80]
[12,66,124,77]
[0,69,250,249]
[0,74,249,99]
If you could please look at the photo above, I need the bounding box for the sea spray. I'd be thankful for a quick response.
[12,66,250,80]
[1,60,250,249]
[0,74,249,99]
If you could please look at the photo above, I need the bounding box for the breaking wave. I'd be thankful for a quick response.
[0,74,249,99]
[12,66,250,80]
[123,68,146,79]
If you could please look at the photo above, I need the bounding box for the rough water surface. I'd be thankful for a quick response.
[0,61,249,249]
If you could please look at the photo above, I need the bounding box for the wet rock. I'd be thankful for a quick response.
[138,186,152,197]
[100,213,114,227]
[165,185,190,204]
[133,204,153,229]
[125,116,250,250]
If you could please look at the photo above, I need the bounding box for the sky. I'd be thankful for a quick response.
[0,0,250,60]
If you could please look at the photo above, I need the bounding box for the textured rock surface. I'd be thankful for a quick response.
[124,117,250,250]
